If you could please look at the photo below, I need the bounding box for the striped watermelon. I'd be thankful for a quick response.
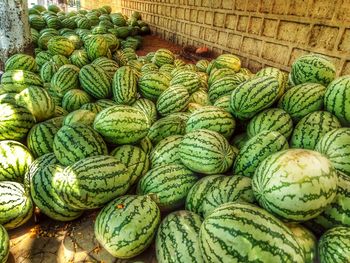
[189,89,210,106]
[208,68,236,87]
[54,106,68,117]
[185,174,225,215]
[1,70,43,93]
[231,132,249,149]
[23,153,58,191]
[0,103,35,141]
[110,145,149,185]
[0,225,9,263]
[159,64,176,74]
[48,36,75,57]
[53,123,108,166]
[312,171,350,230]
[247,108,294,139]
[95,195,160,259]
[256,67,287,99]
[230,76,280,120]
[40,61,59,83]
[86,35,109,60]
[137,164,198,211]
[199,202,305,262]
[233,131,289,177]
[62,89,92,112]
[112,66,138,105]
[29,15,46,30]
[95,99,117,110]
[212,54,241,72]
[148,113,188,144]
[170,70,200,94]
[138,72,171,101]
[30,164,83,221]
[291,111,341,150]
[291,54,336,86]
[156,85,190,116]
[77,18,92,29]
[0,181,33,229]
[55,155,131,209]
[0,93,16,104]
[324,75,350,126]
[208,74,248,103]
[318,226,350,263]
[150,135,183,167]
[156,210,203,263]
[27,117,63,157]
[141,63,158,74]
[92,57,119,78]
[132,98,158,124]
[213,95,230,112]
[80,102,102,113]
[79,64,112,99]
[315,128,350,175]
[69,49,90,68]
[5,54,38,72]
[0,140,34,182]
[15,86,56,122]
[63,109,96,126]
[286,224,317,263]
[50,65,80,99]
[136,136,153,155]
[196,59,210,72]
[94,105,150,144]
[152,49,175,67]
[50,54,70,68]
[186,105,236,139]
[201,176,254,217]
[278,83,326,122]
[179,129,234,174]
[252,149,338,221]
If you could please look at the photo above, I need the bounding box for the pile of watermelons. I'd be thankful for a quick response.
[0,3,349,263]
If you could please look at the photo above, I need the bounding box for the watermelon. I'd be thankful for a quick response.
[27,117,63,157]
[256,67,287,99]
[156,85,190,116]
[285,224,317,263]
[201,175,255,217]
[0,103,35,141]
[230,76,280,120]
[159,64,176,74]
[170,70,201,94]
[110,145,149,185]
[95,99,117,110]
[94,105,150,144]
[233,131,289,177]
[189,89,210,106]
[112,66,138,105]
[212,54,241,72]
[62,89,92,112]
[0,225,9,263]
[208,68,236,87]
[79,64,112,99]
[0,93,16,104]
[196,59,210,72]
[278,83,326,122]
[315,128,350,175]
[213,95,230,112]
[247,108,294,139]
[53,123,108,166]
[141,63,158,74]
[137,164,198,211]
[69,49,90,68]
[50,54,70,68]
[199,202,305,262]
[252,149,338,221]
[30,164,83,221]
[29,15,46,30]
[1,70,43,93]
[179,129,235,174]
[186,105,235,139]
[40,61,59,83]
[152,49,175,67]
[291,111,341,150]
[291,54,336,86]
[92,57,119,78]
[0,140,34,182]
[324,75,350,126]
[86,35,109,60]
[63,109,96,126]
[15,86,56,122]
[156,210,203,263]
[318,226,350,263]
[138,72,171,101]
[0,181,33,229]
[50,65,80,99]
[231,132,249,149]
[150,135,183,167]
[77,18,92,29]
[80,102,102,113]
[94,195,160,258]
[48,36,75,57]
[5,54,37,72]
[55,155,131,209]
[132,98,158,125]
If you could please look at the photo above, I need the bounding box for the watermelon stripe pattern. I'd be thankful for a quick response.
[50,65,80,98]
[0,225,9,263]
[200,202,304,263]
[0,181,34,229]
[30,164,83,221]
[138,72,170,101]
[112,66,138,105]
[1,70,43,93]
[156,85,190,116]
[137,164,198,211]
[170,71,201,94]
[5,54,38,72]
[156,210,203,263]
[94,195,161,259]
[62,89,92,112]
[132,98,158,125]
[152,49,175,67]
[150,135,183,167]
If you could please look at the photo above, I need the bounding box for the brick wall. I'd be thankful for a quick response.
[119,0,350,75]
[80,0,121,12]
